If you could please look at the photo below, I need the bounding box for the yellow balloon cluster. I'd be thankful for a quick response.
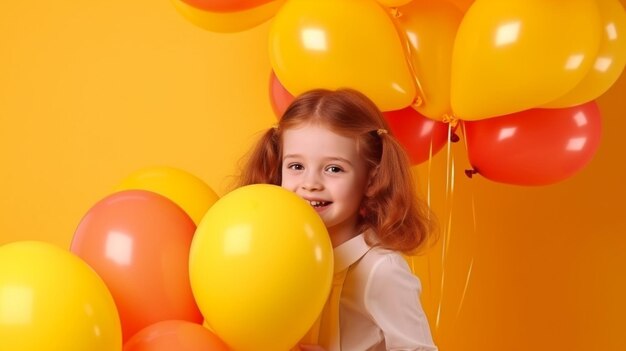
[170,0,626,121]
[0,241,122,351]
[189,184,333,351]
[265,0,626,121]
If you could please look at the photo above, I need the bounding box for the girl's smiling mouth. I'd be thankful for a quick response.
[303,198,332,210]
[310,200,330,207]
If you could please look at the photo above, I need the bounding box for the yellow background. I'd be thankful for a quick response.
[1,1,624,350]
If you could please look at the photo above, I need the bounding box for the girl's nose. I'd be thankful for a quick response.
[301,172,323,191]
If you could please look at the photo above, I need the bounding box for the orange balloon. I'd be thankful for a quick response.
[171,0,285,33]
[376,0,413,7]
[114,166,218,226]
[464,101,602,186]
[383,107,450,165]
[123,320,229,351]
[181,0,272,12]
[396,0,463,120]
[446,0,474,12]
[269,70,294,117]
[71,190,203,341]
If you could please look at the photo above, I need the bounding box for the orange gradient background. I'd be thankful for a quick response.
[0,1,625,350]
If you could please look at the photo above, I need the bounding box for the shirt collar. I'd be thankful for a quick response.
[333,232,371,273]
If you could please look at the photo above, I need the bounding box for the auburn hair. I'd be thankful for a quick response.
[237,88,435,253]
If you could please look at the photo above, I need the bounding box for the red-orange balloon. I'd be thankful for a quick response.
[123,320,229,351]
[463,101,602,186]
[383,107,451,165]
[269,70,294,118]
[181,0,272,12]
[71,190,203,341]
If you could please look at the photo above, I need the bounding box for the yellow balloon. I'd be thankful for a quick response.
[269,0,417,111]
[0,241,121,351]
[451,0,602,120]
[397,0,463,120]
[543,0,626,107]
[189,184,333,351]
[171,0,286,33]
[115,166,218,225]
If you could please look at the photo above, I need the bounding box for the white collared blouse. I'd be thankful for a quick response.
[333,233,438,351]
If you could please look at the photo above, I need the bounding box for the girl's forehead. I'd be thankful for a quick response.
[283,124,354,142]
[282,125,361,159]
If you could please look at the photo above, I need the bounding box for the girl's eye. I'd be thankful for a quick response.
[287,163,304,171]
[326,166,343,173]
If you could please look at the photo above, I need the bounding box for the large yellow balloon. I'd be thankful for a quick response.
[269,0,417,111]
[115,166,218,225]
[189,184,333,351]
[451,0,602,120]
[171,0,286,33]
[0,241,121,351]
[397,0,463,120]
[543,0,626,108]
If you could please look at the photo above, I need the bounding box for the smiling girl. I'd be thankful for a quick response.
[238,88,438,351]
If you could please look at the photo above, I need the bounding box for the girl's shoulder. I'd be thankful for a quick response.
[355,246,421,288]
[350,247,423,315]
[362,245,408,267]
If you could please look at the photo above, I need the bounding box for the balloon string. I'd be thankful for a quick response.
[453,123,477,323]
[425,135,434,304]
[460,122,469,163]
[445,160,455,256]
[444,124,456,257]
[454,258,473,321]
[434,262,445,330]
[426,133,434,219]
[387,7,426,108]
[435,123,456,330]
[460,121,479,177]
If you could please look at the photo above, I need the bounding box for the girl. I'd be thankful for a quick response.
[238,88,438,351]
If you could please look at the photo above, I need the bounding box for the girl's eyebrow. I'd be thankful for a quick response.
[325,157,353,166]
[282,154,301,160]
[282,154,353,166]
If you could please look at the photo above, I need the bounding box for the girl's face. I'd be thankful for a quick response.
[280,124,370,247]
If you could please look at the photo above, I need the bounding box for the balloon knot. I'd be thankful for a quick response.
[390,7,402,18]
[464,169,479,178]
[442,113,459,127]
[411,95,423,108]
[450,133,460,143]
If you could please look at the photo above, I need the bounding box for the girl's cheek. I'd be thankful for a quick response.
[280,178,294,190]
